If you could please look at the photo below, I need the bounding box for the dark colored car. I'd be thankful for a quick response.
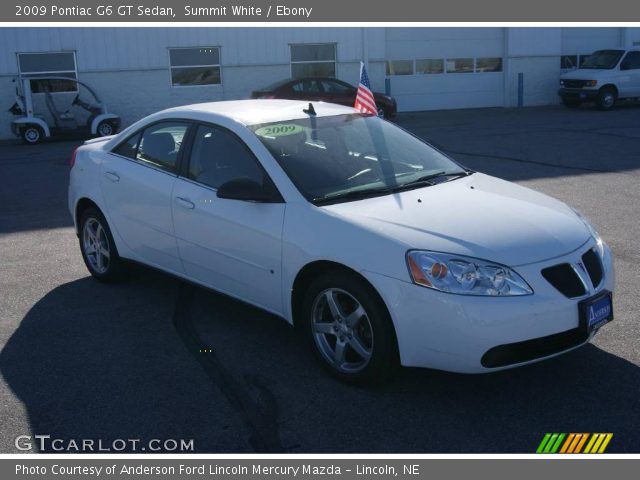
[251,77,397,118]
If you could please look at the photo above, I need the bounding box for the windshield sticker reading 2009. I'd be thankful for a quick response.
[255,124,306,137]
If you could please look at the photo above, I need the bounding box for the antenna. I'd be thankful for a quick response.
[303,102,316,115]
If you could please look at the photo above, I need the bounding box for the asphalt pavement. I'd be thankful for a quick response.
[0,104,638,453]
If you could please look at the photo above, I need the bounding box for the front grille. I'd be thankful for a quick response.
[541,263,586,298]
[481,328,589,368]
[582,248,603,288]
[563,79,587,89]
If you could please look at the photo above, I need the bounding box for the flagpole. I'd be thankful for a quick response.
[361,28,369,73]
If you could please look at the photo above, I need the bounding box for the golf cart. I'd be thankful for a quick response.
[8,76,120,144]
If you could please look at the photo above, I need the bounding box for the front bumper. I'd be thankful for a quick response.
[558,88,598,102]
[364,239,615,373]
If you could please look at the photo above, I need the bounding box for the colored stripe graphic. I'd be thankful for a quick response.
[597,434,613,453]
[584,433,614,454]
[584,433,598,453]
[537,433,565,453]
[538,433,613,454]
[536,433,552,453]
[559,433,575,453]
[574,433,589,453]
[567,433,581,453]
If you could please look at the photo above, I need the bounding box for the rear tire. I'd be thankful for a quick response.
[21,125,43,145]
[97,120,117,137]
[596,88,617,111]
[79,207,125,282]
[302,269,399,384]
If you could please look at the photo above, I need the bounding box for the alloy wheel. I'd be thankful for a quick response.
[82,217,110,274]
[311,288,374,373]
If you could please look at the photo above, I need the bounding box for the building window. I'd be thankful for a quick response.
[386,60,414,76]
[415,59,444,74]
[17,52,77,93]
[169,47,221,87]
[475,57,503,73]
[446,58,474,74]
[561,54,594,70]
[560,55,578,69]
[290,44,336,78]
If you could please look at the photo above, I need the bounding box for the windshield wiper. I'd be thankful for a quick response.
[313,186,392,205]
[313,170,474,205]
[393,170,472,191]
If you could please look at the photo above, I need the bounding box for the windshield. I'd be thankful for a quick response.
[580,50,624,69]
[250,114,467,204]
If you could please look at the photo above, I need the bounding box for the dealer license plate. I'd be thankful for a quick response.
[581,292,613,332]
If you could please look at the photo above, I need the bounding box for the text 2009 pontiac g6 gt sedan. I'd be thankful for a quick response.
[69,100,614,383]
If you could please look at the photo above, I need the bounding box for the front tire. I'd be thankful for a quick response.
[79,207,124,282]
[596,87,617,111]
[302,270,399,384]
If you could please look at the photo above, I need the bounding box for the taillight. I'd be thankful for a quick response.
[70,147,79,169]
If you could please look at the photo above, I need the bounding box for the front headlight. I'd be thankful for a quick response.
[406,251,533,296]
[573,209,605,257]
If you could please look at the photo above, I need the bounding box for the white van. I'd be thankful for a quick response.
[559,48,640,110]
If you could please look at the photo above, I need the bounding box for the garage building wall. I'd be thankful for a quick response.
[504,27,563,107]
[0,27,386,140]
[0,27,637,140]
[561,27,624,54]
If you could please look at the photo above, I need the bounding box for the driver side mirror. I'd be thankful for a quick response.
[216,178,278,203]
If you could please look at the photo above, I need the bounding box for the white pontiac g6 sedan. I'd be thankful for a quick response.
[68,100,615,383]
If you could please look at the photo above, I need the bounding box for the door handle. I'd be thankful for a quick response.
[104,171,120,182]
[175,196,195,210]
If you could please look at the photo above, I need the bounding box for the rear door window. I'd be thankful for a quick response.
[112,132,141,159]
[136,122,189,172]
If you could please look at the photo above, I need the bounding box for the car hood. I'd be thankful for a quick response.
[561,69,612,79]
[321,173,590,267]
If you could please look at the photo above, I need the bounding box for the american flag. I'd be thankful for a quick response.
[354,62,377,116]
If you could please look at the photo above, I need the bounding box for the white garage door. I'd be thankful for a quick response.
[385,28,505,111]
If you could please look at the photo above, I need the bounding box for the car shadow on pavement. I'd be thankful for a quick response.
[190,286,640,453]
[0,270,254,453]
[3,267,637,453]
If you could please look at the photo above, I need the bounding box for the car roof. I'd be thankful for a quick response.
[163,99,358,126]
